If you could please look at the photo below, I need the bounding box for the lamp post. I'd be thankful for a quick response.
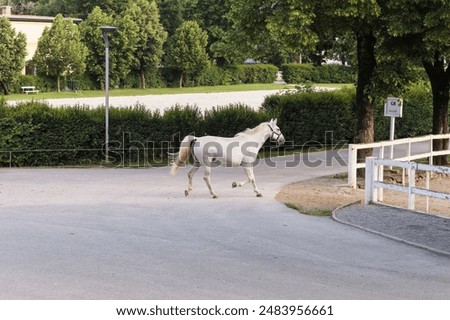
[100,25,117,163]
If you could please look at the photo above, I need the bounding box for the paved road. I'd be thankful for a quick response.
[25,90,285,111]
[334,203,450,256]
[1,151,450,299]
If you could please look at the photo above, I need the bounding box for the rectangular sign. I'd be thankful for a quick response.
[384,97,403,117]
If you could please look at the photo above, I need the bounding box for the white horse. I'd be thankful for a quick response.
[170,119,285,198]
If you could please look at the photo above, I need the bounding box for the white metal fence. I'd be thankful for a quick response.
[348,134,450,188]
[365,157,450,212]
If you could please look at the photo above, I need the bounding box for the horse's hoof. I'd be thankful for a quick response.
[232,182,237,188]
[212,194,218,199]
[256,193,263,197]
[185,190,189,197]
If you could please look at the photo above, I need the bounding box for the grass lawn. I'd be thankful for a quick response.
[4,83,352,102]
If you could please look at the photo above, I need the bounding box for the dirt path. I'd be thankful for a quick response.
[276,173,450,218]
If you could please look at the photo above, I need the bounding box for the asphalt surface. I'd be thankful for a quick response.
[334,203,450,257]
[2,91,450,299]
[1,152,450,299]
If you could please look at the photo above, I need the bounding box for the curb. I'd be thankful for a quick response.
[332,202,450,258]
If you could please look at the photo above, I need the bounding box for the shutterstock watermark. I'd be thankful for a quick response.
[0,132,348,168]
[104,131,348,169]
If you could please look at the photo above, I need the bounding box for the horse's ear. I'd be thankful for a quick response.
[273,118,277,125]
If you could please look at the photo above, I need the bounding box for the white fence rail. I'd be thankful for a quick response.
[348,134,450,188]
[365,157,450,212]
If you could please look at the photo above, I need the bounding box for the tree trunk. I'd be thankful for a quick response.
[423,53,450,166]
[355,29,377,176]
[140,64,146,89]
[179,71,183,88]
[57,75,61,92]
[0,80,9,95]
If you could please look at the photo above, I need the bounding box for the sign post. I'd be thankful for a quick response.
[384,97,403,163]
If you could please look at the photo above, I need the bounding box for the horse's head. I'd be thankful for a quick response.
[268,118,285,146]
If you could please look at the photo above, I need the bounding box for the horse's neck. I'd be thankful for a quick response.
[244,124,271,145]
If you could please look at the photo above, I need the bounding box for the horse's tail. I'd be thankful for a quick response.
[170,135,196,176]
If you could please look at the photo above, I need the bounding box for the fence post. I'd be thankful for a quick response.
[365,157,377,205]
[348,144,358,188]
[408,162,416,210]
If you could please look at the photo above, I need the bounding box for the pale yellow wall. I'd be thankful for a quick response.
[10,20,52,61]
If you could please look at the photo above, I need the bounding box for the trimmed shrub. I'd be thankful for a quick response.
[263,82,433,146]
[266,89,356,146]
[0,82,434,167]
[162,63,278,87]
[162,104,204,144]
[281,63,356,84]
[203,103,268,137]
[235,64,278,84]
[374,81,433,140]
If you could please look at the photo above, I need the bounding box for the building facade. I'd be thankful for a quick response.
[1,5,81,74]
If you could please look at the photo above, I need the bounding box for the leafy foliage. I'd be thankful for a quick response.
[235,65,278,84]
[281,64,356,84]
[0,17,27,95]
[33,14,88,92]
[203,104,267,137]
[79,6,113,88]
[126,0,167,89]
[374,82,433,141]
[165,20,209,87]
[264,89,357,145]
[79,5,139,89]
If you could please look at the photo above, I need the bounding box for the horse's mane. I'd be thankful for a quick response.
[234,122,266,137]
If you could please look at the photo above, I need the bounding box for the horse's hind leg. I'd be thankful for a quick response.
[232,172,251,188]
[203,166,218,198]
[185,162,200,196]
[242,167,262,197]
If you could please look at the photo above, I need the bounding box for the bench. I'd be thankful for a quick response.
[21,86,39,94]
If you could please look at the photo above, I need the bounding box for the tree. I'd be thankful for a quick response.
[332,0,382,167]
[79,5,139,89]
[33,14,87,92]
[10,0,37,15]
[156,0,198,38]
[30,0,125,19]
[31,0,79,16]
[165,20,209,88]
[230,0,387,169]
[79,6,112,88]
[230,0,319,58]
[125,0,167,88]
[194,0,234,65]
[383,0,450,165]
[0,16,27,95]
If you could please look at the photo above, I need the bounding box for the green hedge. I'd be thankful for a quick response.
[262,89,357,146]
[262,82,433,146]
[203,104,268,137]
[374,81,433,140]
[0,82,434,167]
[234,64,278,84]
[281,63,356,84]
[0,100,267,167]
[158,64,278,88]
[8,64,278,93]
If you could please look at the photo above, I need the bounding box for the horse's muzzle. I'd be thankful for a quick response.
[277,134,285,146]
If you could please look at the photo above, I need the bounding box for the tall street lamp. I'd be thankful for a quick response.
[100,25,117,163]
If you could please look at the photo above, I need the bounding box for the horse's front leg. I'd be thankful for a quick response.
[203,166,218,198]
[185,162,200,196]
